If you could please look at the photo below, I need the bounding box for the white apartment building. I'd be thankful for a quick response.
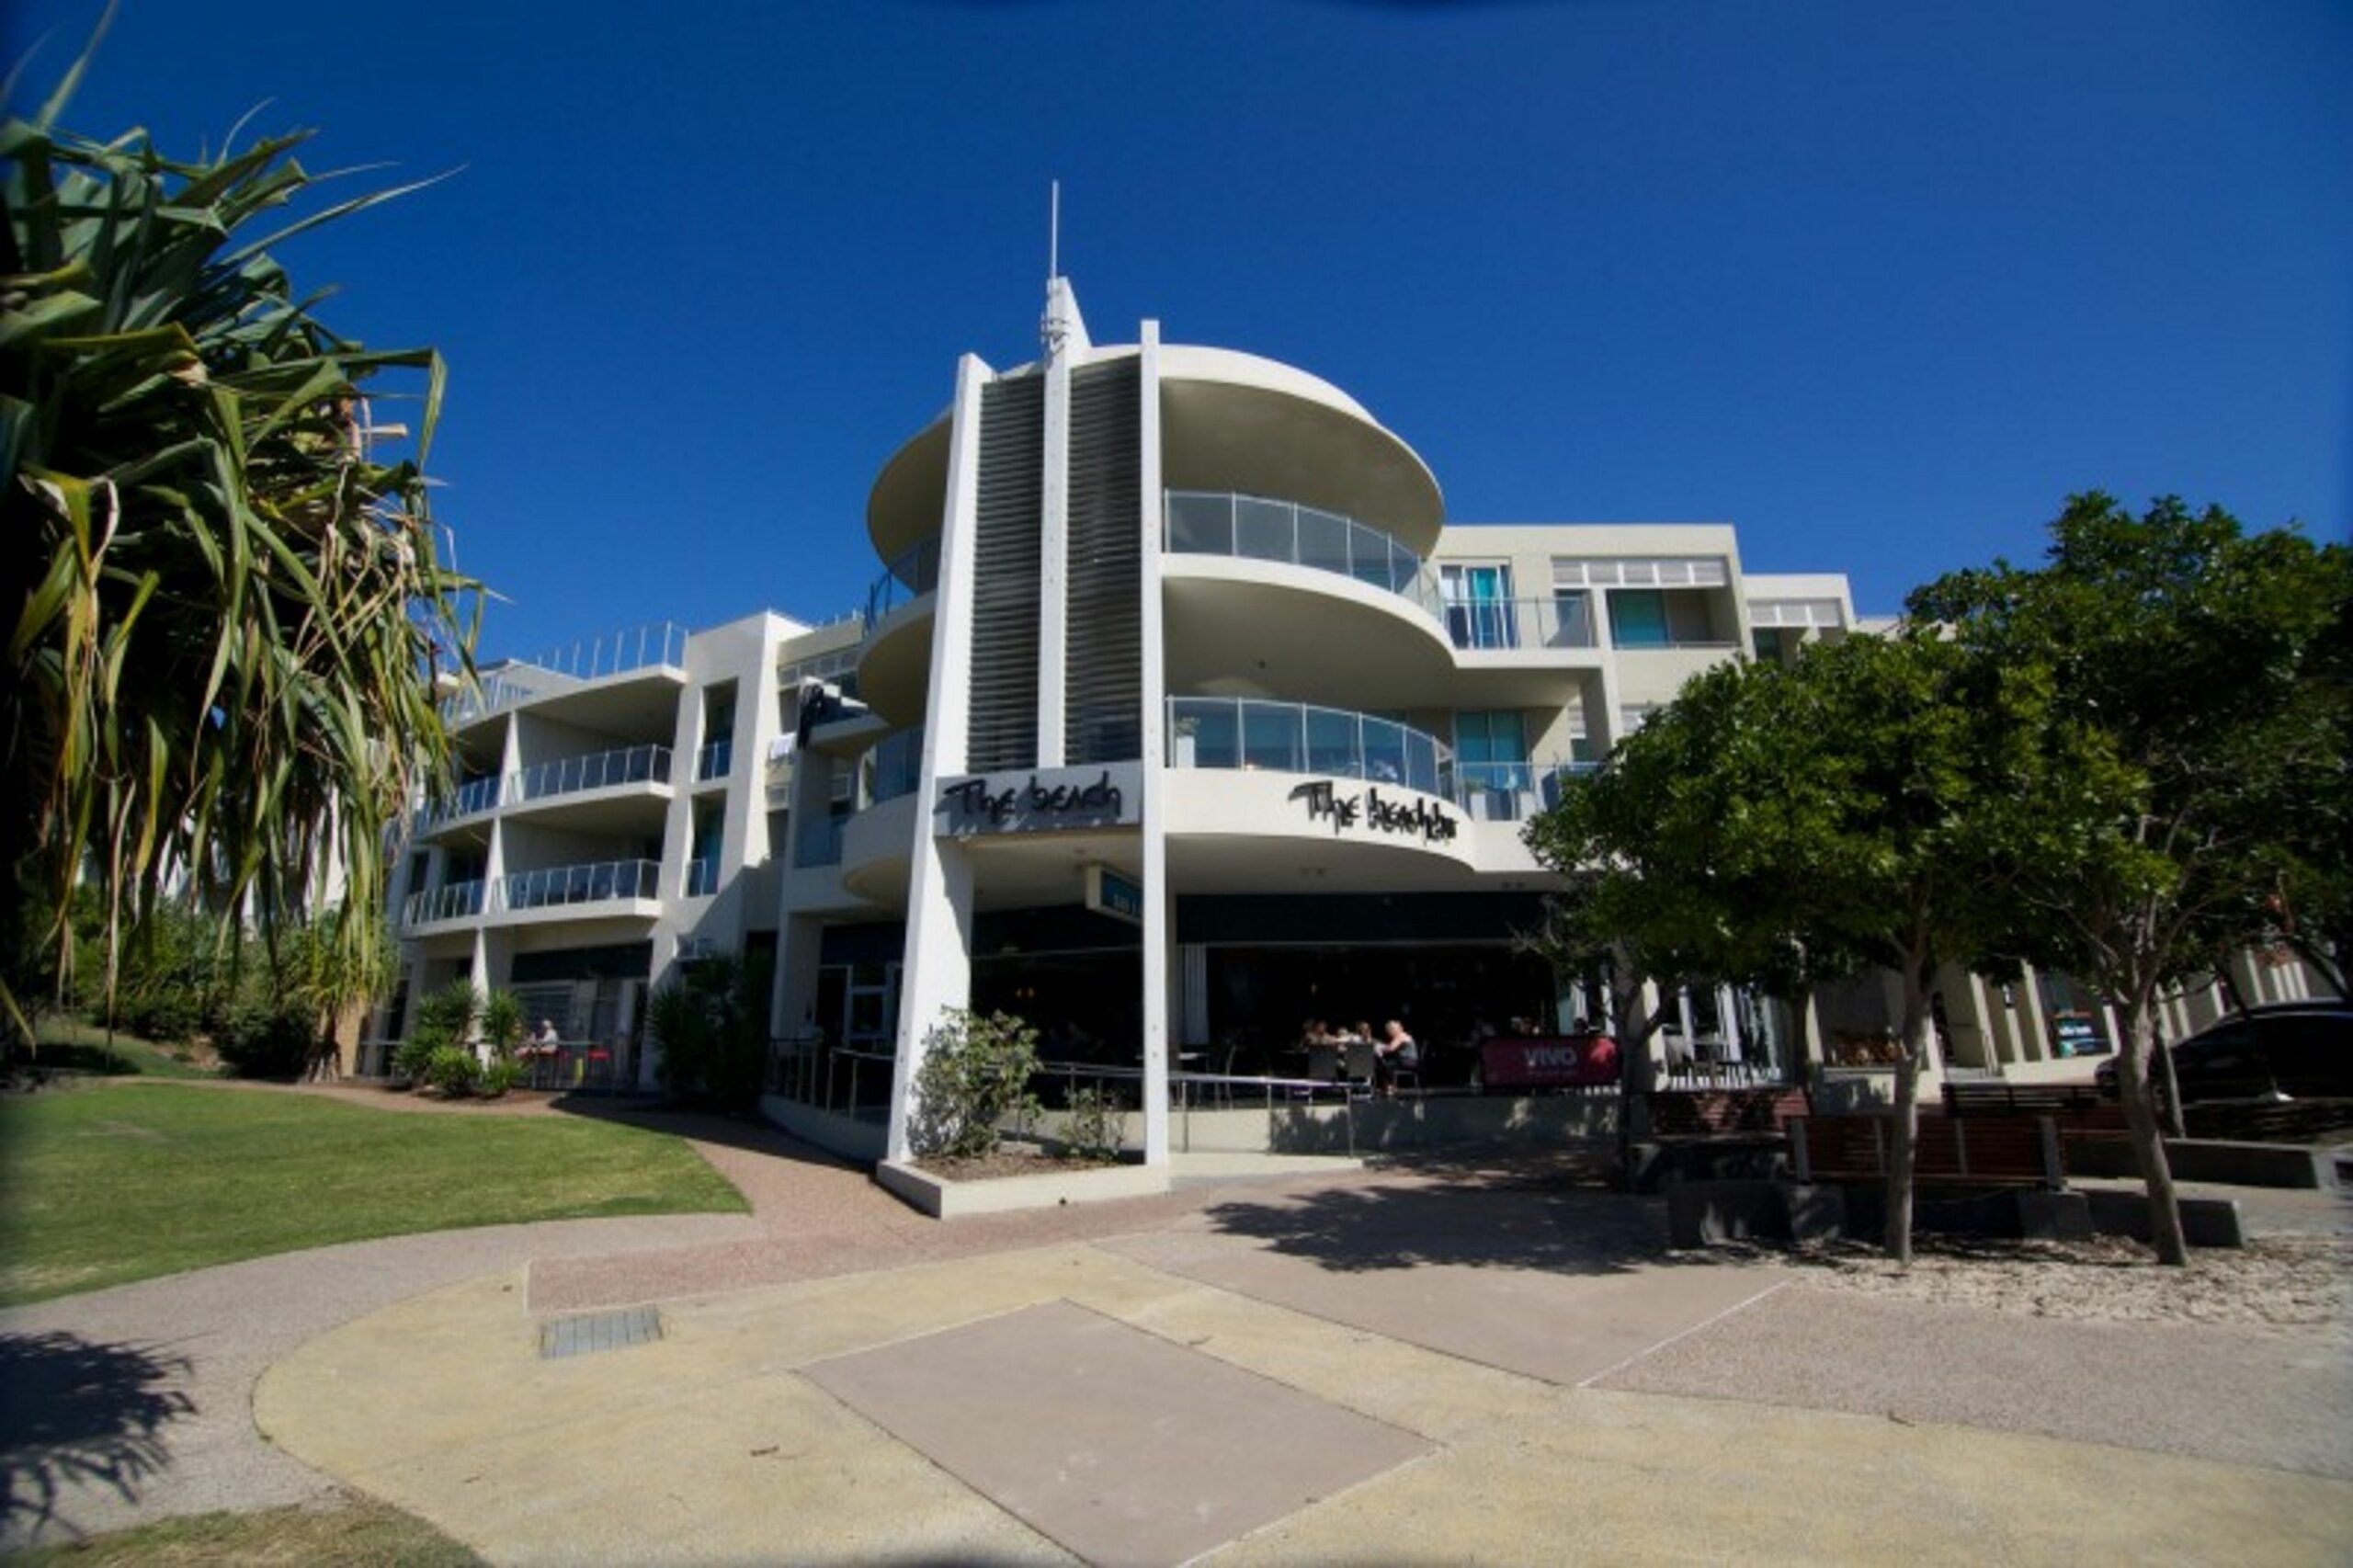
[384,280,2323,1137]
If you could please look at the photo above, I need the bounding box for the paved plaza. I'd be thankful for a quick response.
[5,1102,2349,1563]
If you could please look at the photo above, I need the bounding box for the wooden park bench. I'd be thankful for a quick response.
[1645,1086,1810,1139]
[1941,1080,2131,1175]
[1790,1111,2065,1190]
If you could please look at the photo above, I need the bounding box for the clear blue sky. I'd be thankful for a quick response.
[12,0,2348,656]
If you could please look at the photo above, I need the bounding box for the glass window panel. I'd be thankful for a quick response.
[1362,720,1407,785]
[1241,701,1303,772]
[1610,589,1670,647]
[1349,527,1394,591]
[1174,699,1238,768]
[1404,731,1438,794]
[1296,507,1349,576]
[1234,497,1295,562]
[1165,493,1233,555]
[1304,708,1360,778]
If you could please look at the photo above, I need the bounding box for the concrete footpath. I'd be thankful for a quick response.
[7,1102,2350,1563]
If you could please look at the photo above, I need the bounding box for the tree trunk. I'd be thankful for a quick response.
[1882,974,1929,1267]
[1609,965,1666,1191]
[2115,992,2190,1266]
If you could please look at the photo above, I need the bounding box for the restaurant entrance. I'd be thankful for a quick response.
[1201,942,1560,1085]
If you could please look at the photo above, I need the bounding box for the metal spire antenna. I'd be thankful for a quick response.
[1049,178,1061,282]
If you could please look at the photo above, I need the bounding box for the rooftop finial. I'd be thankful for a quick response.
[1040,180,1087,360]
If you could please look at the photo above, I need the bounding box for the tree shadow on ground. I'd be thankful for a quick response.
[0,1332,192,1538]
[1191,1146,1748,1277]
[549,1096,867,1173]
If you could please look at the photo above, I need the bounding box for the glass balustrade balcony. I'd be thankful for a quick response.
[864,538,942,631]
[1167,697,1453,798]
[498,858,663,913]
[684,858,719,898]
[795,813,847,869]
[1444,596,1598,653]
[402,879,484,927]
[696,737,733,782]
[510,744,671,804]
[1453,760,1602,822]
[1164,492,1445,622]
[864,727,926,804]
[415,776,501,831]
[440,621,690,725]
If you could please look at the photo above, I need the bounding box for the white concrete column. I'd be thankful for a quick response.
[1137,320,1171,1166]
[1037,340,1072,770]
[887,352,992,1164]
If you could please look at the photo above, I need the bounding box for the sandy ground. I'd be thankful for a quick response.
[1731,1231,2353,1340]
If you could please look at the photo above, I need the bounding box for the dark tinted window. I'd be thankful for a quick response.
[2172,1023,2272,1100]
[2256,1014,2353,1096]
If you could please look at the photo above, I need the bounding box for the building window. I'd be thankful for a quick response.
[1442,563,1517,649]
[1610,589,1670,647]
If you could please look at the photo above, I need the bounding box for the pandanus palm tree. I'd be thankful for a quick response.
[2,30,479,1037]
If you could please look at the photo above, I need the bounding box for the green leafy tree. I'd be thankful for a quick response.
[1522,663,1819,1183]
[1530,632,2098,1261]
[2,28,477,1042]
[1912,494,2353,1265]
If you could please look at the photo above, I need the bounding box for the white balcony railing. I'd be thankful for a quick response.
[512,744,671,804]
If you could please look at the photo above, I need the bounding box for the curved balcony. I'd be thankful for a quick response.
[856,540,939,726]
[865,538,941,631]
[1164,492,1444,622]
[1159,346,1444,552]
[1167,697,1453,797]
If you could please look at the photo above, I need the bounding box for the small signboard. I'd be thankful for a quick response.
[1478,1034,1620,1092]
[1085,864,1144,926]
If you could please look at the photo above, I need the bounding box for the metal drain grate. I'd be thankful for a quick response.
[538,1305,662,1359]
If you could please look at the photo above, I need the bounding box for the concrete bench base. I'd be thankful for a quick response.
[1666,1181,1844,1248]
[2080,1188,2246,1248]
[2064,1136,2336,1190]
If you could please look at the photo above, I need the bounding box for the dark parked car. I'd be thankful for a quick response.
[2095,1001,2353,1105]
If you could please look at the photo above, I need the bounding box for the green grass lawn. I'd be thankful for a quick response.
[0,1082,748,1306]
